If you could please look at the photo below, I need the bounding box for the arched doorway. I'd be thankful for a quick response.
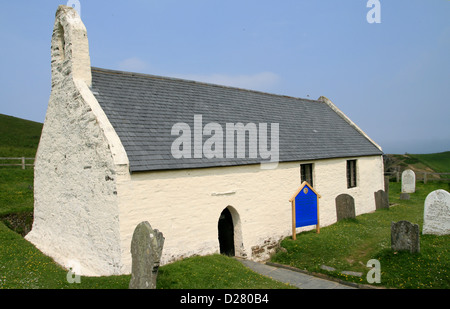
[218,208,235,256]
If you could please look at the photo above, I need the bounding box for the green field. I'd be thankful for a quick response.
[0,114,42,158]
[408,152,450,173]
[0,114,449,289]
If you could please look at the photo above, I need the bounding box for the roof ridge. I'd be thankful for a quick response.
[91,66,320,104]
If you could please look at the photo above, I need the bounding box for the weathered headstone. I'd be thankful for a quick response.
[335,194,355,221]
[374,190,389,210]
[129,221,165,289]
[391,221,420,253]
[401,169,415,193]
[423,190,450,235]
[400,193,410,200]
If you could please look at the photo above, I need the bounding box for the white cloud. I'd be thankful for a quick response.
[117,57,148,72]
[114,60,281,92]
[172,72,281,91]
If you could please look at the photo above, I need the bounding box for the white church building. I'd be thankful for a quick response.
[26,6,385,276]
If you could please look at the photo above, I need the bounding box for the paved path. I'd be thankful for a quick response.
[237,259,357,289]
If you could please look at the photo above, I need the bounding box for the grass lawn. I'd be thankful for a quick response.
[271,181,450,289]
[0,168,34,216]
[157,254,294,289]
[0,218,132,289]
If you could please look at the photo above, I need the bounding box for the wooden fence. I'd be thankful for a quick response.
[385,171,450,184]
[0,157,35,169]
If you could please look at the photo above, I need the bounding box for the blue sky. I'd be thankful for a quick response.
[0,1,449,154]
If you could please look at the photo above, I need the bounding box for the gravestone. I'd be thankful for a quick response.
[423,190,450,235]
[391,221,420,253]
[400,193,410,200]
[384,176,390,196]
[374,190,389,210]
[335,194,355,221]
[402,170,415,193]
[129,221,165,289]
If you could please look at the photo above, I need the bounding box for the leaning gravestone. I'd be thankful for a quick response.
[402,170,416,193]
[335,194,355,221]
[129,221,165,289]
[391,221,420,253]
[423,190,450,235]
[374,190,389,210]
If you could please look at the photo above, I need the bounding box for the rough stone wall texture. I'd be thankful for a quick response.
[117,155,384,274]
[26,6,126,277]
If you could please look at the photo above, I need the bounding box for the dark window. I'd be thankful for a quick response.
[300,163,314,187]
[347,160,357,188]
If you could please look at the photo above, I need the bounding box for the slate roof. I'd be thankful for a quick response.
[90,67,382,172]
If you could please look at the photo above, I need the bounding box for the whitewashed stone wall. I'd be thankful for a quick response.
[26,6,129,277]
[117,155,384,274]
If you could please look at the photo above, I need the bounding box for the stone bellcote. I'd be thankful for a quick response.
[51,5,91,87]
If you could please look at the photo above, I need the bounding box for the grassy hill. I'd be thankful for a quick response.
[408,152,450,174]
[0,114,43,158]
[384,151,450,182]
